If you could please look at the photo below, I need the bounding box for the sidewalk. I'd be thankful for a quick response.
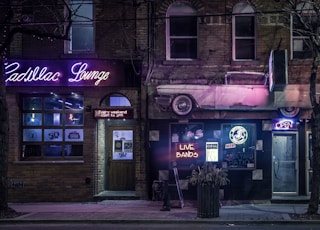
[1,200,319,224]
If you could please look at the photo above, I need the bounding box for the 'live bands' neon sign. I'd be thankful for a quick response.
[4,59,124,87]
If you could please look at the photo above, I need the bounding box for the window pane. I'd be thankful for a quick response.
[23,97,42,110]
[65,129,83,142]
[65,113,83,125]
[44,144,62,157]
[235,39,255,59]
[23,113,42,126]
[65,97,84,110]
[22,145,42,158]
[44,97,63,110]
[44,113,62,126]
[171,38,197,59]
[71,26,94,52]
[23,129,42,142]
[44,129,63,142]
[71,1,93,22]
[170,16,197,36]
[65,145,83,156]
[110,95,131,106]
[235,16,255,37]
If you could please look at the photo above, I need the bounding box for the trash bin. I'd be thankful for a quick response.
[197,183,220,218]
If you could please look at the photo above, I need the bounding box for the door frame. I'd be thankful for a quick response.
[106,126,135,191]
[306,130,312,195]
[272,131,299,196]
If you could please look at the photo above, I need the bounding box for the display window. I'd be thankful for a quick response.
[21,94,84,160]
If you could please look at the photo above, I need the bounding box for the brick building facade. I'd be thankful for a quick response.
[3,0,318,202]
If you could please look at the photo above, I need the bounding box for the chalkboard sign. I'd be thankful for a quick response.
[221,123,256,169]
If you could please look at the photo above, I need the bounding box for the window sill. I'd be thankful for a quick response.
[13,160,85,164]
[162,59,202,65]
[230,60,260,66]
[289,59,313,65]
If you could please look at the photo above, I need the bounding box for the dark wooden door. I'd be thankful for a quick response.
[107,127,135,190]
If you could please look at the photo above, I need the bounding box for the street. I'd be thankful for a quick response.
[0,223,319,230]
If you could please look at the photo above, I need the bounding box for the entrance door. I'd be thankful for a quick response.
[272,132,298,195]
[107,127,135,190]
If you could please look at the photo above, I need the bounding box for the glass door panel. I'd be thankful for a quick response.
[272,132,298,195]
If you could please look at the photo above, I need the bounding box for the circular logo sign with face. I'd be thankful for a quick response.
[229,126,248,145]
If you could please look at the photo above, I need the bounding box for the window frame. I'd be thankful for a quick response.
[232,2,256,61]
[21,94,84,161]
[166,2,198,60]
[291,3,316,60]
[65,0,95,54]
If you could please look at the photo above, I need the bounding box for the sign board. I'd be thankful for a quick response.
[94,108,133,119]
[206,142,219,162]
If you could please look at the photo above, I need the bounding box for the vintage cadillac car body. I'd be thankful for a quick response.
[154,72,312,117]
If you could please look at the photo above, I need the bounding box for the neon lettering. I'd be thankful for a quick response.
[178,143,195,151]
[176,143,199,159]
[5,62,61,82]
[69,62,110,86]
[176,151,199,158]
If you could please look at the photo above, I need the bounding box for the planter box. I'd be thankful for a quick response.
[197,183,220,218]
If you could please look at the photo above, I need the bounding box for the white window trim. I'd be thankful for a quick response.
[64,0,95,54]
[232,3,256,61]
[290,3,315,60]
[166,3,197,60]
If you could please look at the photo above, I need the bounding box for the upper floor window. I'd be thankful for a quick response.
[166,2,197,60]
[232,2,256,60]
[65,0,94,53]
[291,3,315,59]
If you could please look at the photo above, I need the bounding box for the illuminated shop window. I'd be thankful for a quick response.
[65,0,94,53]
[166,2,197,60]
[21,95,84,160]
[291,3,315,59]
[232,2,256,60]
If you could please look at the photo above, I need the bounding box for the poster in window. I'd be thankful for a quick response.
[44,129,63,142]
[23,129,42,142]
[221,123,256,169]
[206,142,219,162]
[65,129,83,142]
[112,130,133,160]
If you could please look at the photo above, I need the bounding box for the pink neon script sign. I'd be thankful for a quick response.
[69,62,110,86]
[5,62,61,82]
[5,60,115,86]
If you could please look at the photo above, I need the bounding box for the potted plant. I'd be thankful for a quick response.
[189,163,230,218]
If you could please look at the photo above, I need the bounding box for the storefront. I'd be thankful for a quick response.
[147,78,313,201]
[6,59,146,202]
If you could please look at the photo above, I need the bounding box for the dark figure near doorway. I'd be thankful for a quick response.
[160,180,171,211]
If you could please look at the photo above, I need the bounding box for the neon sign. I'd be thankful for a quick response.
[4,59,125,87]
[5,62,61,82]
[273,119,296,130]
[176,143,199,159]
[69,62,110,86]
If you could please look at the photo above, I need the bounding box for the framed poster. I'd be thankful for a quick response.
[112,130,133,160]
[221,123,256,169]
